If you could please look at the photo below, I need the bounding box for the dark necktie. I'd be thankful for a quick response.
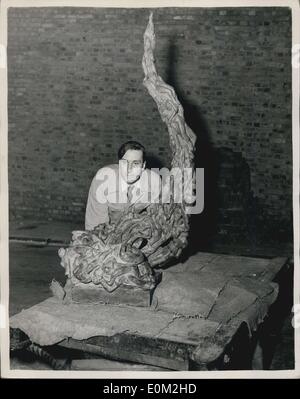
[127,185,134,204]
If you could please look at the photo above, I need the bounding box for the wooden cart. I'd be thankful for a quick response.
[10,252,292,371]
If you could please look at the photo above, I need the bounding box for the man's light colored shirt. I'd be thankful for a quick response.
[85,163,161,230]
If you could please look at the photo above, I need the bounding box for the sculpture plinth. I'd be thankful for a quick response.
[53,13,196,307]
[67,283,155,307]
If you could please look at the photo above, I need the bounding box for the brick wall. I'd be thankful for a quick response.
[7,7,292,243]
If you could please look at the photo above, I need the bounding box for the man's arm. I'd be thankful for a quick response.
[85,174,110,230]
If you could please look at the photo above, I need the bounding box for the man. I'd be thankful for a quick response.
[85,141,161,230]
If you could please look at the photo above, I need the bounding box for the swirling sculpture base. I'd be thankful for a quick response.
[54,13,196,307]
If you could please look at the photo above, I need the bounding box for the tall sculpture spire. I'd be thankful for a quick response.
[142,13,196,208]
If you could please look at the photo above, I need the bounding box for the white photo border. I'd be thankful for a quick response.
[0,0,299,379]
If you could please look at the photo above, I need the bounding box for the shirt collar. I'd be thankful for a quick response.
[119,169,145,193]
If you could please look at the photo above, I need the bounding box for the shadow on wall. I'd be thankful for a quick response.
[164,40,293,255]
[165,40,218,252]
[146,154,165,169]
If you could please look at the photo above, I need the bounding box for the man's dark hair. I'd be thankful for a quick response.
[118,141,146,160]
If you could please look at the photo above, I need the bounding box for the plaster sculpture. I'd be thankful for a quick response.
[55,13,196,304]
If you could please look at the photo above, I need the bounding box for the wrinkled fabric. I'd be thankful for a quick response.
[10,253,285,350]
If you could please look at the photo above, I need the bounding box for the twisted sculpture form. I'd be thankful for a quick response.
[58,13,196,297]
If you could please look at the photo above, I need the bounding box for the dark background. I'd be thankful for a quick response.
[7,7,293,250]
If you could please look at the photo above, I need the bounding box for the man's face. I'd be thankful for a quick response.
[120,149,145,184]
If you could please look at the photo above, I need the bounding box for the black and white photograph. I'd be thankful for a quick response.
[0,0,299,378]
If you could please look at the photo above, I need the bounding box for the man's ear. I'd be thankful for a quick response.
[142,161,146,169]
